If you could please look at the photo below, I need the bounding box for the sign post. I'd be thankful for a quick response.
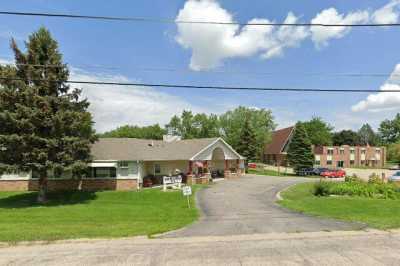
[182,186,192,209]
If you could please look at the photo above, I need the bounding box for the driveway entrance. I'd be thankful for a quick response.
[164,175,363,237]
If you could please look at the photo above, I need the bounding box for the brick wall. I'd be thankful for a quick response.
[0,179,138,192]
[314,145,386,168]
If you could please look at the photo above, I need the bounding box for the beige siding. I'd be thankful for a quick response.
[143,161,189,177]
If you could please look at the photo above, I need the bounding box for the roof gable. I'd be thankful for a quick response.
[264,126,294,155]
[191,138,244,161]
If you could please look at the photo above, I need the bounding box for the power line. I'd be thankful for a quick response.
[1,11,400,27]
[1,62,399,78]
[0,76,398,93]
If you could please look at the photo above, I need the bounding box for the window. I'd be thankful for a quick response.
[92,167,116,178]
[337,161,344,168]
[154,164,161,175]
[361,160,365,165]
[315,160,321,166]
[118,161,129,176]
[339,149,345,155]
[130,162,138,175]
[350,149,355,154]
[361,149,366,155]
[327,149,334,155]
[327,160,332,165]
[119,161,129,168]
[350,160,355,165]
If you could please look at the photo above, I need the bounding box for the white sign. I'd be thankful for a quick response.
[182,186,192,196]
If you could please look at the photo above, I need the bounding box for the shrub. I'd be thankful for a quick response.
[313,179,400,200]
[345,174,362,183]
[313,182,333,197]
[368,173,383,184]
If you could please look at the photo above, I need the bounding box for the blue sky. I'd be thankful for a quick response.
[1,0,400,132]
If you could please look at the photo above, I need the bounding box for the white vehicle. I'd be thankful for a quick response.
[389,171,400,182]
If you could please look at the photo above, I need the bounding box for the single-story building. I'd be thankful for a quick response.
[0,137,245,191]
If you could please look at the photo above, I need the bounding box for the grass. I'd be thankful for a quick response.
[248,168,321,178]
[0,185,204,243]
[248,168,295,176]
[279,182,400,229]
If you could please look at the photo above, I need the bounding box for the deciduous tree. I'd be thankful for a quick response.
[302,117,333,146]
[379,114,400,144]
[332,130,360,146]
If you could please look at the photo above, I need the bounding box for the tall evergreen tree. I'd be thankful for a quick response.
[287,122,314,173]
[0,28,97,203]
[236,117,258,163]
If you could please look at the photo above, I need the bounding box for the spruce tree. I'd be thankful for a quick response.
[0,28,97,203]
[236,116,258,163]
[287,122,314,174]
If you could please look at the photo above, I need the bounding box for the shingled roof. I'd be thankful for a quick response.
[91,138,219,161]
[264,126,294,155]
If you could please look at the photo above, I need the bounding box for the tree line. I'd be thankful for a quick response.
[100,107,276,162]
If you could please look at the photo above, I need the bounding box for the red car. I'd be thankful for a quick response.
[248,163,257,169]
[321,169,346,178]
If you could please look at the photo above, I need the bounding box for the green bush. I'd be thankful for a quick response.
[313,179,400,200]
[368,173,383,184]
[313,182,333,197]
[345,174,363,183]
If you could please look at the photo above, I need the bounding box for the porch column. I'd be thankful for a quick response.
[225,160,229,171]
[186,161,194,185]
[188,161,193,175]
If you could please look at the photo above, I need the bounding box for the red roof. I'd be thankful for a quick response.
[265,126,294,155]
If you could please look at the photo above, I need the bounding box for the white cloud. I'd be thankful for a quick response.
[176,0,399,70]
[71,69,213,132]
[372,0,400,24]
[310,8,369,47]
[352,64,400,113]
[175,0,308,70]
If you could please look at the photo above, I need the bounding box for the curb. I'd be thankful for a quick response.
[1,229,397,248]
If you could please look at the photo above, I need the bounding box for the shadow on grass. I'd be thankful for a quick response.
[0,191,97,209]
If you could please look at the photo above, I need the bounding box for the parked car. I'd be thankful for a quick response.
[389,165,400,170]
[313,167,329,176]
[321,169,346,178]
[297,168,315,176]
[248,163,257,169]
[389,171,400,182]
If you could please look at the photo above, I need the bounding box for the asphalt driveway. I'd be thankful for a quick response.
[164,175,364,237]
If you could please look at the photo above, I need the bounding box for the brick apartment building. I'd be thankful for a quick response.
[314,145,386,168]
[264,126,386,168]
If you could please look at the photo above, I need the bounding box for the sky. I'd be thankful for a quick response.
[1,0,400,132]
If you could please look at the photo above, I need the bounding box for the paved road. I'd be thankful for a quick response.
[1,230,400,265]
[164,175,363,237]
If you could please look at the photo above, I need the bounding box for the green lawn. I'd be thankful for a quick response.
[0,186,203,242]
[279,182,400,229]
[248,168,295,176]
[248,168,321,178]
